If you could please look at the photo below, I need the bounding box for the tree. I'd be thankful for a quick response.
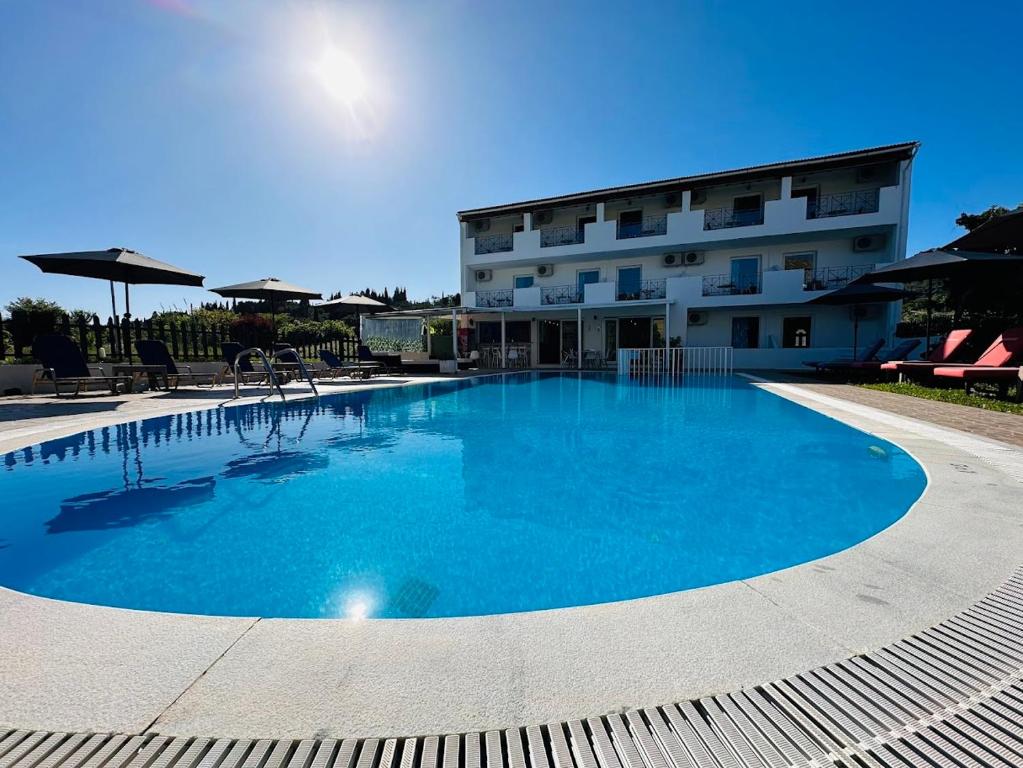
[955,204,1020,232]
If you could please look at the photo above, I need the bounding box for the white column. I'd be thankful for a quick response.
[596,202,606,222]
[781,175,793,199]
[500,312,506,369]
[577,307,582,370]
[665,302,670,352]
[451,307,458,361]
[681,190,692,214]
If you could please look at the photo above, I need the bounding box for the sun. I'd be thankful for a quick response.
[309,44,369,107]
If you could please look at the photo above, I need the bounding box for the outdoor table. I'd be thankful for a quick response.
[112,363,169,392]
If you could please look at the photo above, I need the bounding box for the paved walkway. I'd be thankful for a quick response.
[4,567,1023,767]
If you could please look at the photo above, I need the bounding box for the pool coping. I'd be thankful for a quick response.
[1,372,1022,738]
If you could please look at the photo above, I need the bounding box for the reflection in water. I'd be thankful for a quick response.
[222,451,329,483]
[48,476,216,534]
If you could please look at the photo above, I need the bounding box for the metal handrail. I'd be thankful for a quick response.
[272,346,320,399]
[233,347,286,401]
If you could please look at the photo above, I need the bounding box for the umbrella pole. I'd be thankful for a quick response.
[270,298,276,351]
[124,283,132,364]
[925,278,933,354]
[109,280,118,319]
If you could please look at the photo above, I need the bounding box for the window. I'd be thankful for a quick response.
[576,215,596,241]
[513,223,524,233]
[784,251,816,287]
[618,209,642,238]
[731,317,760,349]
[577,269,599,298]
[783,317,812,348]
[730,256,761,294]
[732,194,763,225]
[651,318,666,348]
[616,265,642,300]
[514,275,534,289]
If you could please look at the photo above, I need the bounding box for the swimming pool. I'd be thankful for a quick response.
[0,373,925,619]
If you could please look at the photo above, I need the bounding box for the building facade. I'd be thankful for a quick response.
[457,143,918,369]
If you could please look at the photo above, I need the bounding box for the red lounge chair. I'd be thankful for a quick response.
[880,328,974,378]
[933,327,1023,396]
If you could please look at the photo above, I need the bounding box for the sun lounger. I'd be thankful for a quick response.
[880,328,974,379]
[847,339,921,370]
[319,349,381,379]
[359,345,401,374]
[805,338,885,371]
[933,327,1023,396]
[31,334,132,397]
[274,348,336,380]
[135,339,218,388]
[220,342,279,384]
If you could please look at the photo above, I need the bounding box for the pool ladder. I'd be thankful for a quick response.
[232,346,319,402]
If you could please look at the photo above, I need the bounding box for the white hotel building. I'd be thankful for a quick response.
[457,142,918,370]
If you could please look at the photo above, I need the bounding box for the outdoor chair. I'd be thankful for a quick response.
[880,329,974,380]
[847,339,922,370]
[319,348,381,379]
[274,348,335,380]
[804,338,885,371]
[31,333,132,397]
[135,339,218,389]
[933,327,1023,397]
[220,342,279,385]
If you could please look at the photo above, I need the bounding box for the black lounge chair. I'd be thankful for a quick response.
[220,342,278,384]
[274,348,335,380]
[31,334,132,397]
[359,344,401,373]
[804,338,885,371]
[135,339,218,389]
[319,348,381,379]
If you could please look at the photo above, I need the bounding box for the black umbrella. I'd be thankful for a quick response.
[946,206,1023,254]
[809,283,913,360]
[315,294,388,343]
[854,248,1023,349]
[20,247,205,362]
[210,277,322,345]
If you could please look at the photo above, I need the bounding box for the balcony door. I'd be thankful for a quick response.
[538,320,561,365]
[730,256,761,294]
[617,265,642,300]
[732,194,763,226]
[577,269,599,301]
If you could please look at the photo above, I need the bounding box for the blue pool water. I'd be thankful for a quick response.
[0,373,925,619]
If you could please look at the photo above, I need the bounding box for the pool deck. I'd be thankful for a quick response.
[1,371,1022,760]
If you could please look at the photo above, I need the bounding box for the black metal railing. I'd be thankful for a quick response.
[475,289,514,308]
[702,273,763,296]
[803,264,875,291]
[807,188,880,219]
[703,207,764,230]
[540,285,581,305]
[540,226,585,248]
[617,214,667,240]
[473,233,514,255]
[0,312,358,365]
[617,278,666,301]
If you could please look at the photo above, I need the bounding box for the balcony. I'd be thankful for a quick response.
[540,226,585,248]
[803,264,875,291]
[540,285,581,305]
[703,206,765,231]
[702,273,763,297]
[617,215,667,240]
[617,278,666,301]
[807,189,880,219]
[475,289,513,308]
[474,234,514,256]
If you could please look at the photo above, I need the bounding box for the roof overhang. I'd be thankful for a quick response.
[457,142,919,221]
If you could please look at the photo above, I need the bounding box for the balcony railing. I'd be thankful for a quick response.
[617,215,667,240]
[540,285,581,305]
[703,207,764,231]
[807,189,880,219]
[475,289,513,308]
[540,226,585,248]
[617,278,666,301]
[803,264,875,291]
[473,233,514,255]
[702,273,763,296]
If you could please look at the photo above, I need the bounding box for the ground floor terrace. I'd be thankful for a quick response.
[0,371,1022,768]
[460,299,893,371]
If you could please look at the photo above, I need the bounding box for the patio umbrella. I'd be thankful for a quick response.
[808,283,913,360]
[316,294,388,342]
[945,206,1023,254]
[209,277,322,345]
[19,247,205,362]
[854,248,1023,348]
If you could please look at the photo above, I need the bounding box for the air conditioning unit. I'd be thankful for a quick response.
[690,189,707,205]
[536,264,554,277]
[474,269,492,282]
[472,218,491,233]
[853,234,886,252]
[687,311,708,326]
[533,210,554,226]
[662,252,683,267]
[683,250,705,266]
[665,192,682,207]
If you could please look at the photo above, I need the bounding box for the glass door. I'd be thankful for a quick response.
[538,320,561,365]
[577,269,599,302]
[604,319,618,365]
[730,256,761,294]
[561,321,578,367]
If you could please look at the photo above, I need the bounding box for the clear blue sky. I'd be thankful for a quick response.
[2,0,1020,317]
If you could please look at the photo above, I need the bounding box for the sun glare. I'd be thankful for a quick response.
[310,45,369,107]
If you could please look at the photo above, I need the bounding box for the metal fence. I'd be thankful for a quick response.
[804,264,875,291]
[617,214,667,239]
[617,346,733,378]
[475,289,514,308]
[540,285,581,305]
[0,312,357,364]
[702,273,763,296]
[540,226,584,247]
[808,188,880,218]
[703,206,764,230]
[616,278,667,301]
[473,233,514,255]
